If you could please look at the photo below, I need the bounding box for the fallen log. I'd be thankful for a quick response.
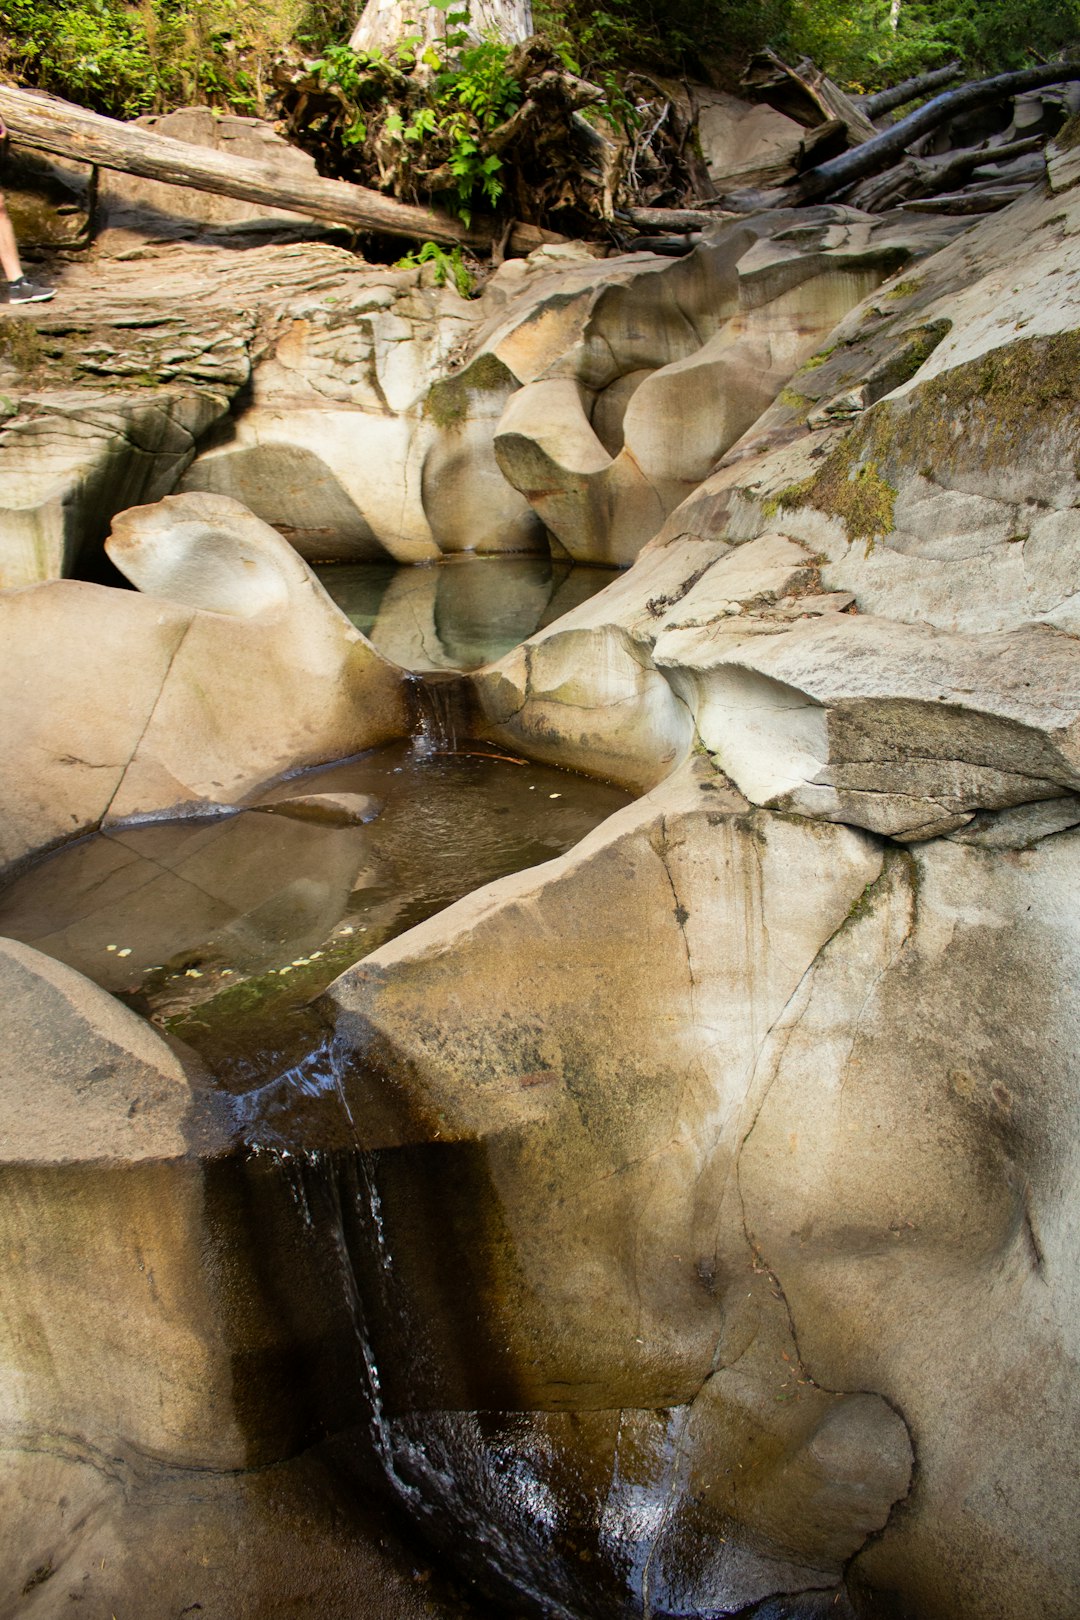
[617,205,734,229]
[847,134,1045,211]
[788,62,1080,204]
[0,82,492,249]
[899,185,1033,213]
[860,61,963,120]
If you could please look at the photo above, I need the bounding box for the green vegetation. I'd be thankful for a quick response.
[4,0,1079,238]
[394,239,476,295]
[7,0,1079,124]
[536,0,1080,88]
[424,351,515,425]
[763,433,898,547]
[0,0,351,116]
[311,24,521,221]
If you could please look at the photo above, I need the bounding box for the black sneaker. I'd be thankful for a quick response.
[4,276,55,304]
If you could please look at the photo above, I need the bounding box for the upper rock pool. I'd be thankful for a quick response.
[314,555,620,671]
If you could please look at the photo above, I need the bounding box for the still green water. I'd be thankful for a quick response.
[315,555,619,671]
[0,741,630,1083]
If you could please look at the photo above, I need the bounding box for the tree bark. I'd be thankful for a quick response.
[350,0,533,55]
[0,83,491,248]
[742,50,878,142]
[860,60,962,120]
[790,62,1080,204]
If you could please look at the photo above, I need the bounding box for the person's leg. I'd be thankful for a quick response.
[0,192,23,282]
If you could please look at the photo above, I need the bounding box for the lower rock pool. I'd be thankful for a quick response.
[0,738,630,1086]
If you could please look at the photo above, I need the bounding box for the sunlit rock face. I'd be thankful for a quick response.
[327,762,915,1615]
[326,756,1080,1620]
[4,99,1080,1620]
[315,161,1080,1618]
[0,195,948,586]
[484,210,935,565]
[0,493,407,873]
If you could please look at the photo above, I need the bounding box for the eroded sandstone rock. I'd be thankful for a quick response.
[0,493,407,873]
[485,210,941,563]
[323,762,916,1613]
[320,750,1080,1618]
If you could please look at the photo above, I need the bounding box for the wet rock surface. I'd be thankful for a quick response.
[0,937,493,1618]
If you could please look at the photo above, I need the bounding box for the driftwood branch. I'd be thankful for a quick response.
[860,61,963,120]
[900,185,1033,213]
[790,62,1080,204]
[617,205,733,229]
[0,82,492,249]
[742,49,877,143]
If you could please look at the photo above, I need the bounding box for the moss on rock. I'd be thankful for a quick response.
[765,329,1080,546]
[424,352,516,429]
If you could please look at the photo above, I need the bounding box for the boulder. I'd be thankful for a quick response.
[0,493,407,873]
[254,790,382,826]
[324,763,914,1614]
[321,758,1080,1618]
[95,108,335,251]
[0,937,241,1458]
[657,613,1080,839]
[2,146,92,250]
[0,243,486,584]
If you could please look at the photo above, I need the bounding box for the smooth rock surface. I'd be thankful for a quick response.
[0,936,479,1618]
[325,762,913,1614]
[0,493,407,872]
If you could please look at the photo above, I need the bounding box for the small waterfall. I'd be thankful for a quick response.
[235,1037,423,1505]
[405,671,474,757]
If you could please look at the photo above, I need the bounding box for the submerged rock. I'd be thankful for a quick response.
[254,789,382,825]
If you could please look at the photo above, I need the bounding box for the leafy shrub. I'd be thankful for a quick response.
[1,0,347,117]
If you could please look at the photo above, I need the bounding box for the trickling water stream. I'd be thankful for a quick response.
[0,556,668,1618]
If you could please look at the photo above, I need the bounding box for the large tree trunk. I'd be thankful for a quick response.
[350,0,533,55]
[0,83,490,248]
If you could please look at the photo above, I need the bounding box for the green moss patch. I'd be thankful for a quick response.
[425,351,516,429]
[764,329,1080,547]
[0,318,44,376]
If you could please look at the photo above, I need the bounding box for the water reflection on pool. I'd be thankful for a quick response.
[0,741,631,1083]
[315,555,620,672]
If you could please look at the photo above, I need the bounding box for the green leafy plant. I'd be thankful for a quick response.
[393,239,476,296]
[313,3,522,224]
